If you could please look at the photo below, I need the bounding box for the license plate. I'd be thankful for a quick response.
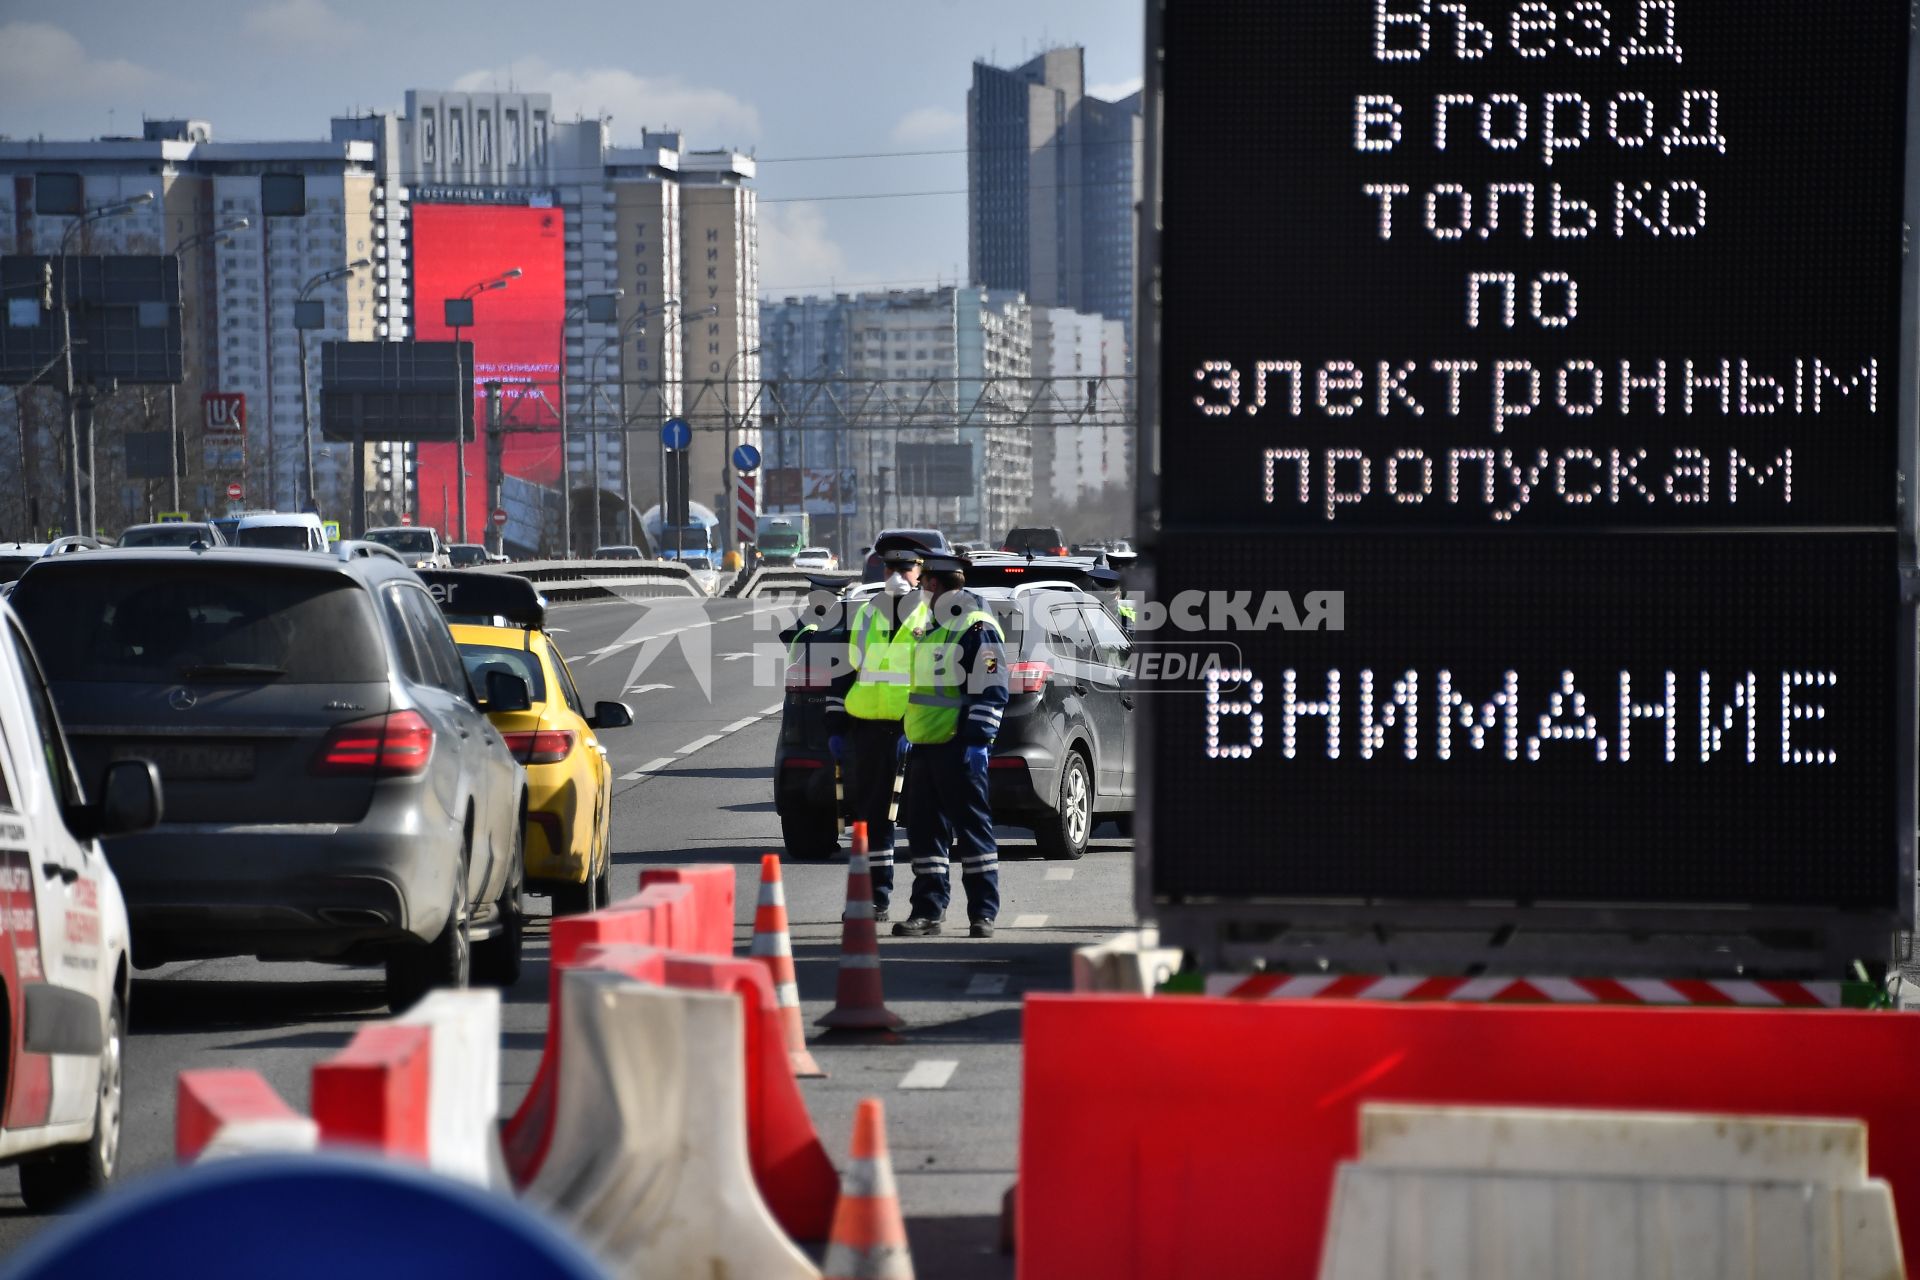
[113,743,255,781]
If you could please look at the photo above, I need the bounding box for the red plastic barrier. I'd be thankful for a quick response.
[1020,995,1920,1280]
[175,1069,306,1162]
[582,944,839,1242]
[639,865,738,957]
[310,1023,432,1160]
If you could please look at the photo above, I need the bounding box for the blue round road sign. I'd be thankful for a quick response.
[732,443,761,473]
[661,417,692,451]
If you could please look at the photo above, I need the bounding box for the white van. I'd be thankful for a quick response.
[234,512,329,554]
[0,598,146,1207]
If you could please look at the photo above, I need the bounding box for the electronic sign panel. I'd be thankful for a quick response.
[1143,1,1919,955]
[410,203,565,542]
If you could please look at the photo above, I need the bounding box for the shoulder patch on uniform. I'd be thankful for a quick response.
[983,649,999,674]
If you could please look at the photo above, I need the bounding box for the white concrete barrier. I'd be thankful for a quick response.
[526,969,819,1278]
[1072,929,1181,995]
[396,988,502,1188]
[1319,1105,1905,1280]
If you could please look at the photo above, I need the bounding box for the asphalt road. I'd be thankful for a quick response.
[0,590,1139,1279]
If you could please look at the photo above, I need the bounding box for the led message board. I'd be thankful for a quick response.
[1145,1,1918,938]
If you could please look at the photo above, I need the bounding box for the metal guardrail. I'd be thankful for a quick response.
[474,558,704,601]
[737,568,859,599]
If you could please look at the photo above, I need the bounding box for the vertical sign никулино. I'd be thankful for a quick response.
[1151,1,1915,912]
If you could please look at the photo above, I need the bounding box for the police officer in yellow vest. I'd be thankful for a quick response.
[893,553,1010,938]
[824,535,930,919]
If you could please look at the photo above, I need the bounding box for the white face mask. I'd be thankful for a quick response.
[884,572,913,597]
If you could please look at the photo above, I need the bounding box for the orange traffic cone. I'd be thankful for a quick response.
[817,823,905,1031]
[749,853,826,1078]
[822,1097,914,1280]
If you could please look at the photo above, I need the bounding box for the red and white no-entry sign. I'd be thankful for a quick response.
[400,512,414,526]
[225,482,243,501]
[491,508,509,529]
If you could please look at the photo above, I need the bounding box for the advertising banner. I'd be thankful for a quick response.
[410,203,565,543]
[203,392,244,470]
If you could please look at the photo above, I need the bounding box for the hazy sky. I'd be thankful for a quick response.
[0,0,1144,299]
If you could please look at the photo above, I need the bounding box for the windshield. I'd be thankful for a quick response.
[236,525,316,551]
[120,525,214,548]
[760,531,803,550]
[369,529,435,554]
[14,565,387,684]
[448,545,487,566]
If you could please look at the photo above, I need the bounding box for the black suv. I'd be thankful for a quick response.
[774,562,1133,861]
[11,547,532,1011]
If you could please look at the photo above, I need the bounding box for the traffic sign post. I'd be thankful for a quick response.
[1140,0,1919,978]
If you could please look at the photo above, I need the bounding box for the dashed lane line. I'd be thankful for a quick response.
[676,734,724,755]
[761,703,785,716]
[898,1060,959,1090]
[620,757,678,780]
[1043,867,1075,881]
[722,717,760,733]
[1010,914,1049,929]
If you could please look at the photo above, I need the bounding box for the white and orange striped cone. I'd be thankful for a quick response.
[822,1097,914,1280]
[749,853,827,1078]
[817,823,905,1031]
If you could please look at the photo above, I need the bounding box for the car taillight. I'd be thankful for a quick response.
[1010,661,1051,694]
[503,729,576,765]
[1051,545,1069,556]
[315,710,434,777]
[785,659,831,690]
[989,755,1028,770]
[784,756,825,770]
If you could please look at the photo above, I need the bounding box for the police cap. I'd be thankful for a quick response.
[920,551,970,575]
[874,533,933,566]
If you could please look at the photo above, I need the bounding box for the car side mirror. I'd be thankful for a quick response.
[90,759,163,839]
[484,670,532,714]
[589,700,633,730]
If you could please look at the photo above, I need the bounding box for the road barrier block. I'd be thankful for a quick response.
[621,947,839,1242]
[1019,994,1920,1280]
[526,969,819,1277]
[175,1069,317,1163]
[1071,929,1181,995]
[311,1023,432,1161]
[395,989,502,1187]
[639,865,738,957]
[1321,1105,1902,1279]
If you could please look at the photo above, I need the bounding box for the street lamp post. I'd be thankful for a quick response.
[645,303,717,552]
[59,191,153,535]
[168,217,249,515]
[559,291,621,557]
[446,267,520,541]
[295,258,371,517]
[585,305,650,550]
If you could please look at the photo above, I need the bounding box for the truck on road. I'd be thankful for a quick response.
[757,513,810,565]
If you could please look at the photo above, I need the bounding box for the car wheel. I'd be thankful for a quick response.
[781,807,839,860]
[387,878,470,1013]
[1035,750,1093,861]
[20,991,122,1211]
[592,856,613,909]
[472,852,525,989]
[552,860,595,916]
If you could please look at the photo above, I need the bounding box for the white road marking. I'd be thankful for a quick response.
[1011,914,1049,929]
[676,735,723,754]
[761,703,785,716]
[1043,867,1075,881]
[898,1060,959,1091]
[722,717,760,733]
[719,652,756,662]
[625,683,673,695]
[966,973,1008,996]
[620,757,678,780]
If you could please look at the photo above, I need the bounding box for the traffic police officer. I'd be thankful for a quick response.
[894,553,1010,938]
[825,536,929,918]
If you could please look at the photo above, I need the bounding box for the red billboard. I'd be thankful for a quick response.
[410,202,565,543]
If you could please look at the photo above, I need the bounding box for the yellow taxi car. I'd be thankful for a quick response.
[421,571,632,915]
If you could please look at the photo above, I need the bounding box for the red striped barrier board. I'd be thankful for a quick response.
[1204,973,1852,1008]
[175,1069,312,1162]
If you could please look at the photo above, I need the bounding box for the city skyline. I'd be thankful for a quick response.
[0,1,1143,303]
